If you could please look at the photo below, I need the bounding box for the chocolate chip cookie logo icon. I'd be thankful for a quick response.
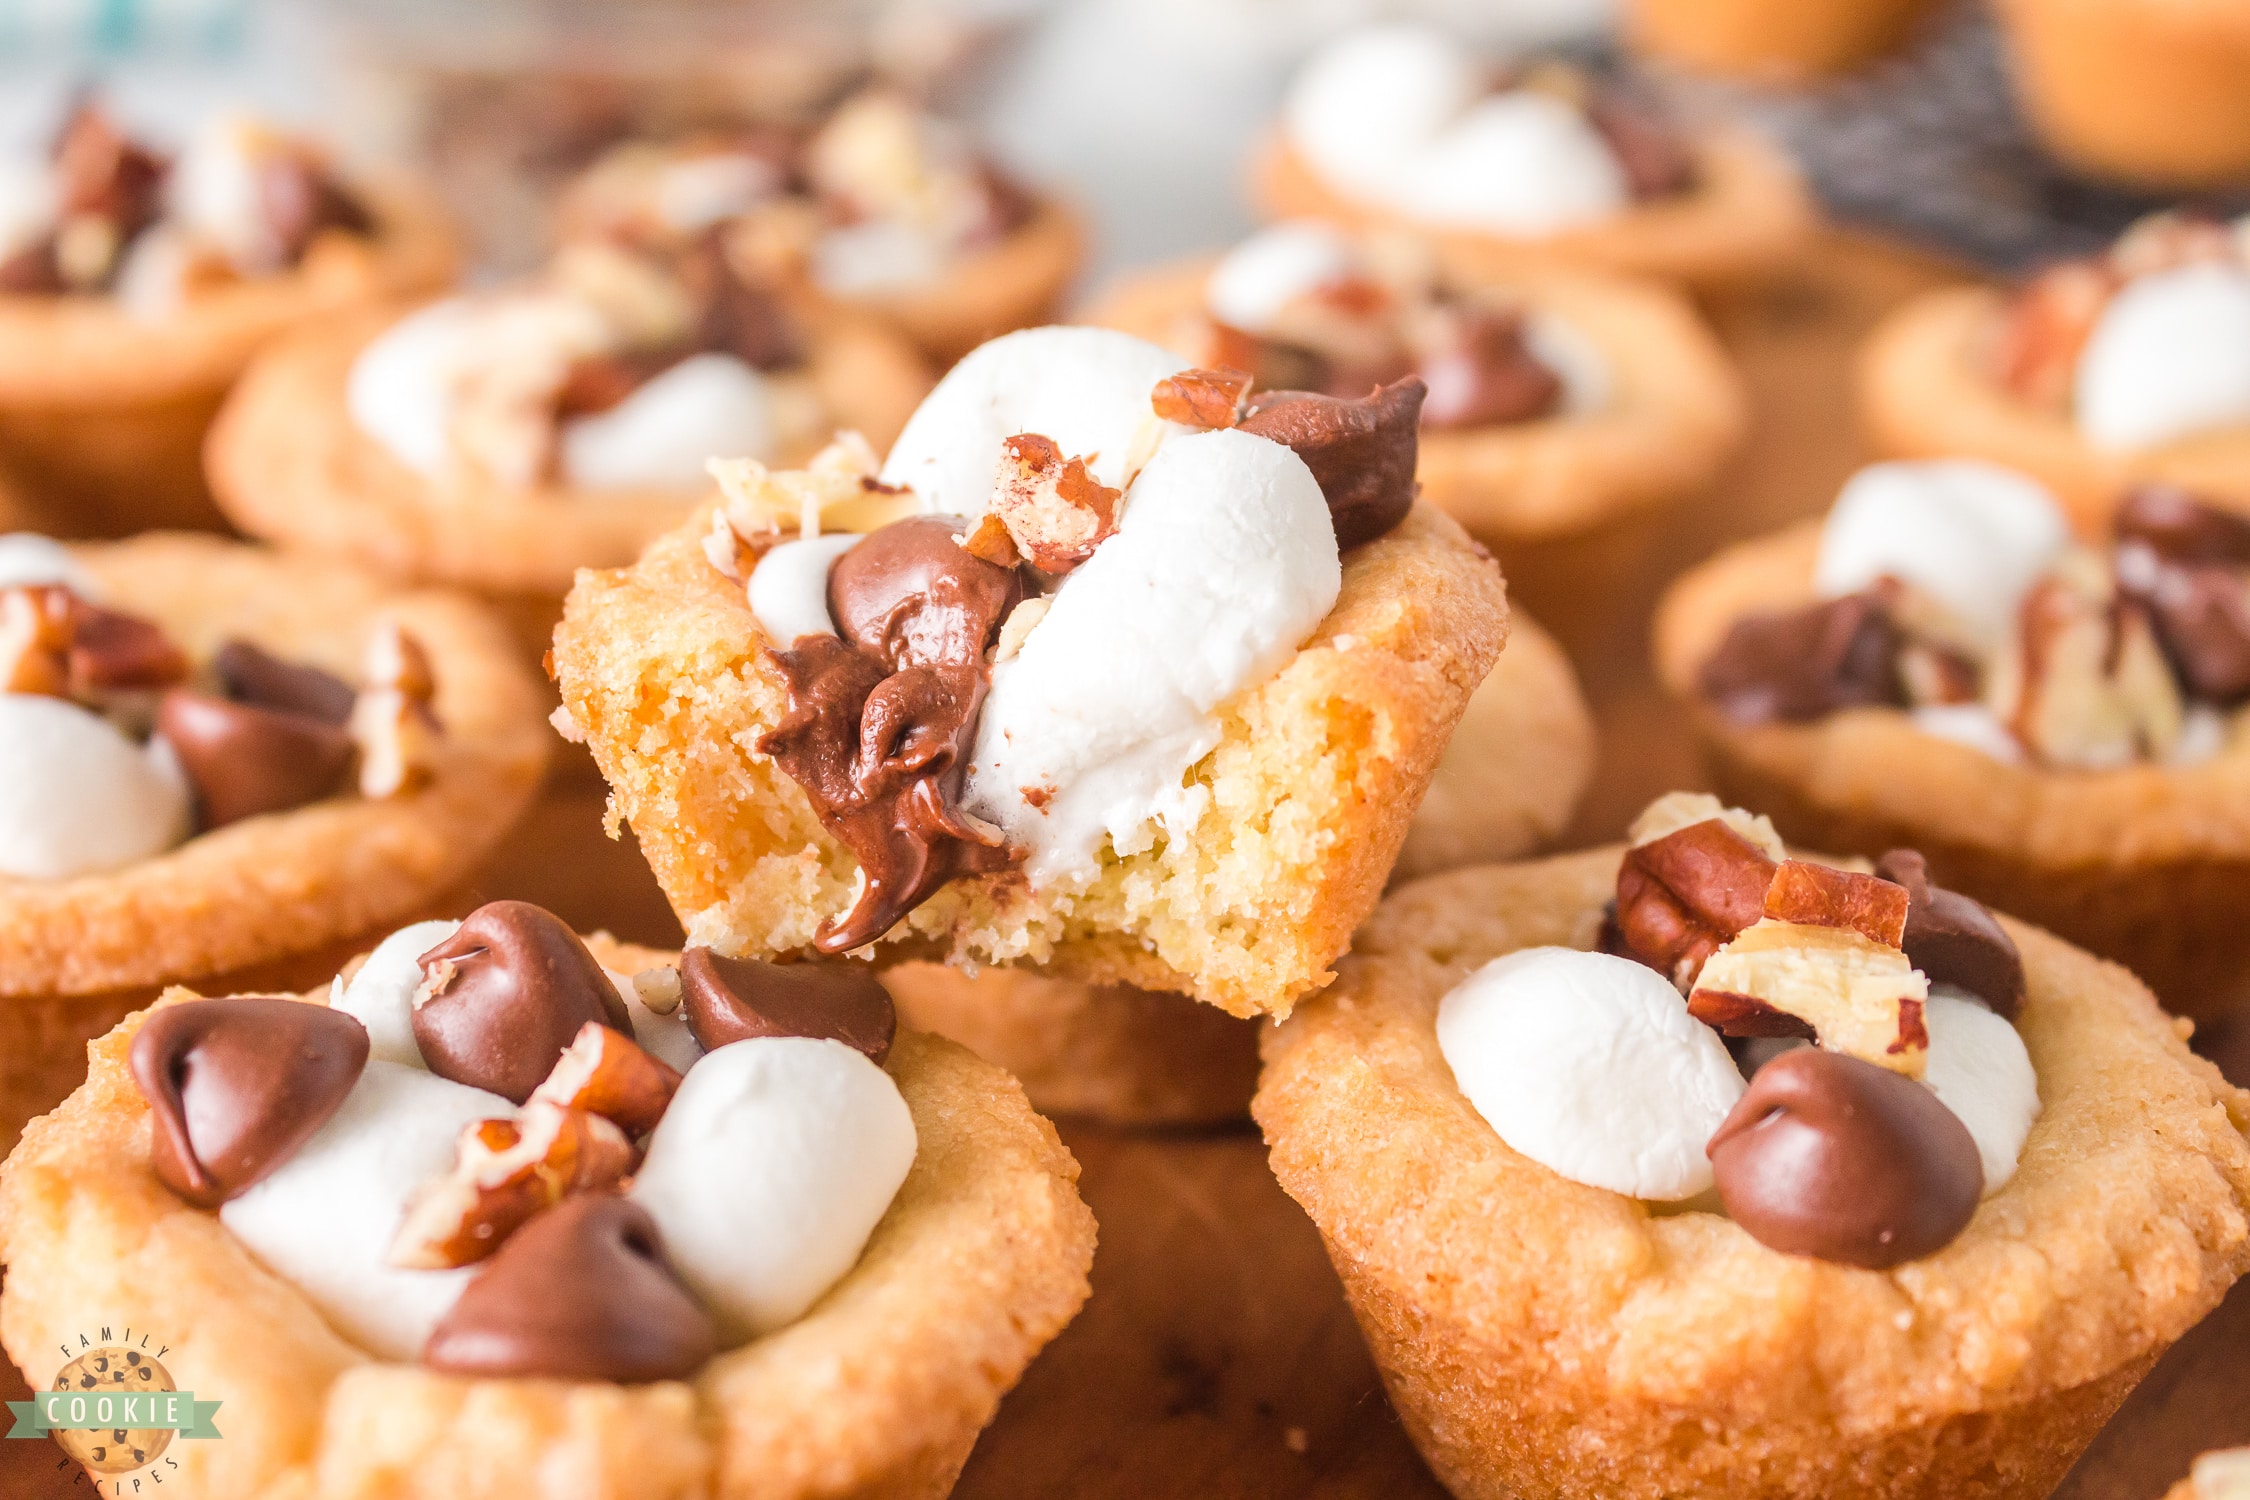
[6,1328,220,1479]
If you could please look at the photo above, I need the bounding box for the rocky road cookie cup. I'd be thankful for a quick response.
[1860,213,2250,529]
[0,107,455,536]
[1252,25,1814,292]
[1089,229,1744,662]
[1256,820,2250,1500]
[556,326,1509,1019]
[1626,0,1939,79]
[1656,462,2250,1019]
[0,908,1094,1499]
[0,533,548,1152]
[884,613,1594,1127]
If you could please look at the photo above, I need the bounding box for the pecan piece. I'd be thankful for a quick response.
[1151,367,1253,430]
[988,433,1121,573]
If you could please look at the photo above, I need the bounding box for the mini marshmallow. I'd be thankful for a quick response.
[220,1061,506,1360]
[966,426,1341,883]
[813,219,948,296]
[1814,460,2071,647]
[331,919,459,1069]
[746,532,863,644]
[0,532,96,595]
[1524,311,1611,416]
[1283,24,1485,202]
[608,967,702,1075]
[1911,704,2026,764]
[0,696,190,880]
[879,326,1190,516]
[2174,703,2231,767]
[631,1037,915,1340]
[0,155,54,261]
[1396,91,1629,235]
[346,298,483,479]
[1921,986,2040,1193]
[560,353,778,487]
[1204,221,1362,334]
[1437,946,1747,1201]
[166,117,280,272]
[2076,263,2250,450]
[653,151,780,234]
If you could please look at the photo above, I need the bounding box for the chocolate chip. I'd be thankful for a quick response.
[1240,377,1425,551]
[681,229,804,372]
[213,638,357,725]
[412,903,634,1103]
[554,348,686,418]
[66,602,188,693]
[678,947,895,1064]
[129,997,369,1209]
[2115,485,2250,566]
[423,1194,717,1384]
[1707,1047,1982,1268]
[1613,820,1778,988]
[156,689,355,829]
[50,104,167,269]
[1415,304,1563,431]
[1697,592,1905,724]
[827,514,1025,671]
[1871,849,2026,1021]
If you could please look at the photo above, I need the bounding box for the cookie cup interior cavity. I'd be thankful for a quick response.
[826,194,1085,365]
[1254,847,2250,1500]
[0,963,1096,1500]
[555,501,1506,1018]
[1656,523,2250,1020]
[0,534,549,1148]
[1858,285,2250,532]
[1251,126,1814,291]
[0,181,457,536]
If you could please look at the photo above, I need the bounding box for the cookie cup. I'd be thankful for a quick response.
[555,501,1507,1018]
[205,304,933,660]
[1088,258,1745,663]
[0,183,456,537]
[1627,0,1938,79]
[1655,522,2250,1020]
[1251,127,1814,292]
[1859,286,2250,532]
[0,965,1096,1500]
[825,196,1085,365]
[0,534,549,1152]
[1255,847,2250,1500]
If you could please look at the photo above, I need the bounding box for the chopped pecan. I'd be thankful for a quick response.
[989,433,1121,573]
[1613,818,1779,990]
[1763,860,1910,949]
[388,1101,639,1270]
[0,586,73,696]
[1151,367,1253,430]
[1991,259,2117,409]
[351,621,443,798]
[2000,557,2182,767]
[1698,592,1904,725]
[956,513,1022,568]
[527,1020,682,1137]
[1690,918,1930,1077]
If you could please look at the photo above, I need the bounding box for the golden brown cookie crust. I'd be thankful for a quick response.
[556,501,1507,1017]
[1653,523,2250,1015]
[205,303,934,599]
[1255,848,2250,1500]
[830,196,1085,365]
[1087,257,1747,546]
[1251,126,1816,290]
[1626,0,1940,79]
[1858,285,2250,531]
[0,983,1095,1500]
[0,533,549,1000]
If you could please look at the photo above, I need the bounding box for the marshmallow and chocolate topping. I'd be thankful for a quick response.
[411,901,635,1103]
[1438,794,2036,1268]
[680,947,896,1062]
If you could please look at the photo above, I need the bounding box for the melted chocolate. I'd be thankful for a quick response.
[2115,485,2250,565]
[2115,487,2250,702]
[156,690,355,829]
[678,947,896,1063]
[412,902,634,1103]
[423,1194,717,1383]
[829,515,1026,668]
[1707,1047,1983,1268]
[213,639,356,725]
[1872,849,2026,1021]
[1240,378,1425,550]
[65,601,189,692]
[129,998,369,1209]
[681,230,805,372]
[1697,592,1905,724]
[1415,304,1563,431]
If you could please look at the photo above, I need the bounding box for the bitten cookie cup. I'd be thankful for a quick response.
[0,535,549,1151]
[1255,847,2250,1500]
[0,970,1096,1500]
[0,184,454,538]
[204,305,931,657]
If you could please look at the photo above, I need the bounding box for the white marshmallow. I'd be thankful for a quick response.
[0,697,190,880]
[965,427,1341,884]
[330,919,458,1069]
[2076,263,2250,450]
[1203,220,1362,333]
[166,117,288,274]
[0,532,96,595]
[1395,91,1629,235]
[606,967,703,1075]
[1524,310,1611,416]
[220,1062,506,1360]
[746,532,863,645]
[1436,946,1746,1201]
[631,1037,915,1340]
[813,219,947,296]
[2173,703,2231,766]
[879,326,1191,517]
[1921,986,2039,1194]
[1910,704,2025,764]
[1283,24,1485,202]
[347,298,482,479]
[0,155,56,261]
[1814,460,2071,647]
[560,353,777,488]
[654,151,780,233]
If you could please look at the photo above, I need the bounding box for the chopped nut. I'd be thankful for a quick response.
[1627,792,1786,861]
[388,1101,639,1269]
[957,513,1022,568]
[550,240,696,350]
[528,1020,682,1136]
[708,445,918,549]
[1997,555,2183,767]
[632,964,684,1015]
[993,595,1051,663]
[352,621,442,798]
[1898,642,1981,706]
[363,618,437,702]
[990,433,1121,573]
[1691,918,1930,1077]
[1613,817,1779,990]
[1151,367,1253,429]
[66,601,189,693]
[703,509,749,580]
[1991,260,2116,409]
[1763,859,1910,948]
[0,586,73,696]
[2109,210,2240,281]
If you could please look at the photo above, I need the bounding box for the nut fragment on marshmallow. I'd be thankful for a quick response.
[989,433,1121,572]
[1151,367,1252,430]
[388,1100,638,1270]
[1996,556,2182,768]
[528,1020,682,1136]
[0,585,72,695]
[709,432,914,546]
[956,513,1021,568]
[350,620,442,799]
[632,964,684,1016]
[1691,918,1931,1076]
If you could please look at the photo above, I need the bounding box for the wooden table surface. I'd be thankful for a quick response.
[6,232,2246,1499]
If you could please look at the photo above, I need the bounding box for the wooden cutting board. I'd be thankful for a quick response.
[4,231,2244,1499]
